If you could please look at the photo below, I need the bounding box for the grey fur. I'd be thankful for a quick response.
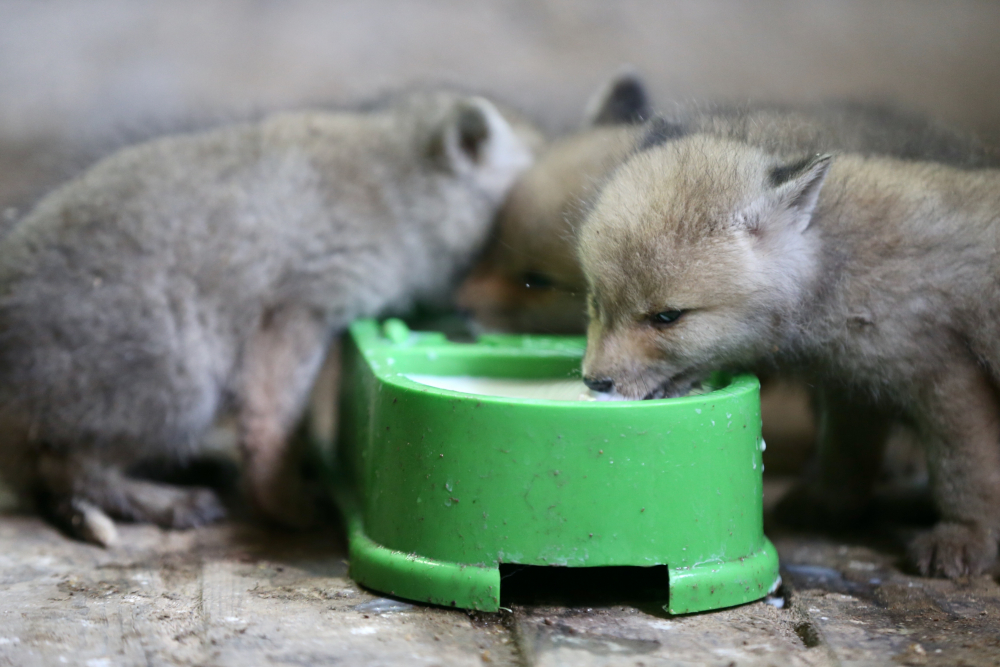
[0,90,536,544]
[579,132,1000,578]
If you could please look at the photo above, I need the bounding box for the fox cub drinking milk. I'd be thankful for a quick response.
[459,73,996,335]
[0,91,537,545]
[579,130,1000,577]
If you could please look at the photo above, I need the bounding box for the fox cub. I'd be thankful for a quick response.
[0,91,537,545]
[579,131,1000,578]
[459,73,995,335]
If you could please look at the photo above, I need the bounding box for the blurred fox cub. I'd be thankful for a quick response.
[0,91,537,545]
[579,130,1000,578]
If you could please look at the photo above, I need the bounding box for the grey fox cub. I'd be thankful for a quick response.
[0,91,536,545]
[579,131,1000,577]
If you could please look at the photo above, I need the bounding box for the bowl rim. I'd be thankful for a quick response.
[376,370,758,409]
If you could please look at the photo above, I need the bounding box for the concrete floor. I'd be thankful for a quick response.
[2,479,998,667]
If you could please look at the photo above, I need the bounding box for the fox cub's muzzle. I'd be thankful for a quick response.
[582,376,614,393]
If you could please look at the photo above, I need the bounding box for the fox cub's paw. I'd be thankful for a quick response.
[41,495,119,547]
[908,522,998,578]
[71,498,119,547]
[165,487,227,529]
[774,482,871,530]
[118,481,227,530]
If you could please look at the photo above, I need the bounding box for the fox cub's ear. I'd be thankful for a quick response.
[437,97,534,198]
[583,70,651,126]
[768,154,833,233]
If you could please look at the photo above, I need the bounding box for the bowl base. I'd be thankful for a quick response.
[331,481,779,614]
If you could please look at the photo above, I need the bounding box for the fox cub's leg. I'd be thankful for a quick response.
[776,385,893,528]
[37,452,225,546]
[237,306,329,528]
[306,336,341,456]
[908,360,1000,578]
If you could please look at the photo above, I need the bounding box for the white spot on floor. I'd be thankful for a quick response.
[351,626,378,635]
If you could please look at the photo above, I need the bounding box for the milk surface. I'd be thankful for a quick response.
[405,375,714,401]
[405,375,599,401]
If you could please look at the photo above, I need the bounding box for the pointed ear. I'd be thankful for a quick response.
[436,97,533,196]
[438,100,492,168]
[768,154,832,232]
[583,70,651,126]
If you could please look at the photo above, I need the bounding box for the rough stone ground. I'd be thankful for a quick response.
[2,477,998,667]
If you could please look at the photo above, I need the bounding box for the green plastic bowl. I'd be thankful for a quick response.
[330,319,779,614]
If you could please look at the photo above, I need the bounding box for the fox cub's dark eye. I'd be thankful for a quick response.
[522,271,555,290]
[650,310,684,325]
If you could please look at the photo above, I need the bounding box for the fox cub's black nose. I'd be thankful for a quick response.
[583,377,614,393]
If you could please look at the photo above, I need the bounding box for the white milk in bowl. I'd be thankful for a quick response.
[405,376,599,401]
[405,375,714,401]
